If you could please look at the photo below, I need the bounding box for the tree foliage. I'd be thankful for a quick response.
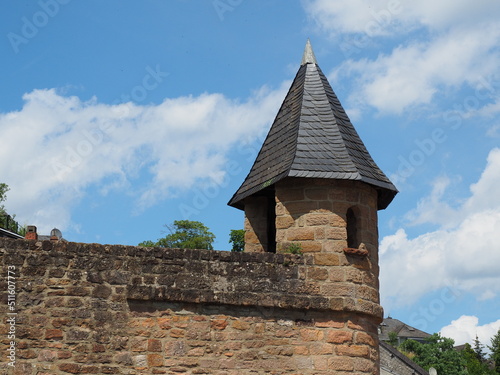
[462,343,494,375]
[139,220,215,250]
[229,229,245,252]
[474,335,487,362]
[490,328,500,374]
[0,183,25,236]
[399,333,466,375]
[388,331,399,347]
[0,183,8,215]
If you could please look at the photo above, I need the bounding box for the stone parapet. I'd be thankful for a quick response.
[0,237,382,374]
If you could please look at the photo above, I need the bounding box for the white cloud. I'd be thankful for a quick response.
[380,148,500,309]
[440,315,500,347]
[304,0,404,37]
[0,84,288,233]
[403,176,459,227]
[333,25,500,114]
[305,0,500,114]
[304,0,500,36]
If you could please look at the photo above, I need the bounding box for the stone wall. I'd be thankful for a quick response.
[274,178,379,255]
[380,341,428,375]
[0,238,381,374]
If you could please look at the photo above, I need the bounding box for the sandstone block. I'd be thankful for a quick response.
[300,242,322,253]
[305,214,330,226]
[336,344,370,358]
[328,356,354,371]
[307,267,329,280]
[147,354,164,367]
[314,253,340,266]
[326,330,353,344]
[276,215,295,229]
[286,227,315,241]
[299,328,324,341]
[325,227,346,240]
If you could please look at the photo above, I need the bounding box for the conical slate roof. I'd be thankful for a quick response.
[228,40,397,210]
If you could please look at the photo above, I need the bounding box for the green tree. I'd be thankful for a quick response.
[0,183,26,236]
[474,335,487,362]
[139,220,215,250]
[462,343,493,375]
[400,333,466,375]
[388,331,399,347]
[489,328,500,374]
[229,229,245,252]
[0,183,9,215]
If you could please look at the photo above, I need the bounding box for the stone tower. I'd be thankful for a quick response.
[228,39,397,256]
[228,40,398,373]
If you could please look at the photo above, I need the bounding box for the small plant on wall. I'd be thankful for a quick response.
[281,243,303,255]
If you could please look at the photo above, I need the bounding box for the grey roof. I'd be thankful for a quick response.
[380,341,429,375]
[0,227,23,239]
[379,317,431,342]
[228,41,398,210]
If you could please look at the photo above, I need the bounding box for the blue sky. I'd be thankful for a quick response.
[1,0,500,349]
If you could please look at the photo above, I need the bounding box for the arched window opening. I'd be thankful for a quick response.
[346,207,359,249]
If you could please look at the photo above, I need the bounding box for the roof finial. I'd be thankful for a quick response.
[301,38,317,65]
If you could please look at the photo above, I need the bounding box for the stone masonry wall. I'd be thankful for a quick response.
[275,178,379,255]
[243,196,269,253]
[0,238,381,374]
[274,178,380,289]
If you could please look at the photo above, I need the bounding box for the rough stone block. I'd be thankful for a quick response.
[313,253,340,266]
[326,330,353,344]
[299,242,322,253]
[304,214,330,226]
[276,215,295,229]
[325,227,346,240]
[286,228,315,241]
